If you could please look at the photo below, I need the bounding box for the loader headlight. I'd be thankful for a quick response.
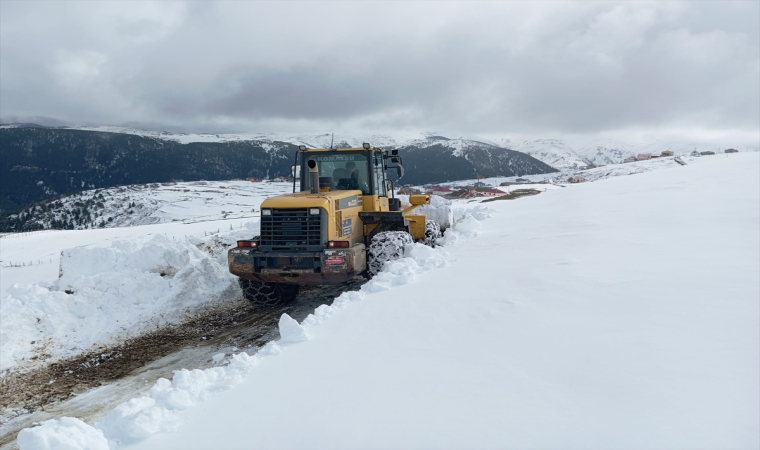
[362,143,371,149]
[261,209,272,216]
[309,208,320,215]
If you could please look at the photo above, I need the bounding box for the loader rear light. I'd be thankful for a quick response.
[328,241,349,248]
[237,240,257,248]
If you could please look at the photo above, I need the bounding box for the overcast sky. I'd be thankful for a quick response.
[1,1,758,145]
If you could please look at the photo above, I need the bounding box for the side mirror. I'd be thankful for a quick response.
[396,165,404,179]
[390,156,400,163]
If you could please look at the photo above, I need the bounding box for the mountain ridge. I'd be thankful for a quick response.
[0,126,556,217]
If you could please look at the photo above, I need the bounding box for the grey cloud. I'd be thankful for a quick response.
[0,1,757,145]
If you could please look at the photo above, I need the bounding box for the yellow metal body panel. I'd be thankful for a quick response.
[358,194,394,238]
[409,194,431,205]
[406,214,426,240]
[361,195,389,212]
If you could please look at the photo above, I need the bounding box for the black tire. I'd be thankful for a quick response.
[367,231,414,276]
[423,220,442,247]
[238,278,299,306]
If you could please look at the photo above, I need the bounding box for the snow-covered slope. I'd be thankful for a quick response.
[14,153,758,450]
[5,180,294,231]
[508,138,591,170]
[565,137,635,166]
[492,136,758,169]
[70,127,435,148]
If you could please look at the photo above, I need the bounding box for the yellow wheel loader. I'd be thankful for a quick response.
[228,143,443,305]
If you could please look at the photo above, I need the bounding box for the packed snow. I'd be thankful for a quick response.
[16,417,108,450]
[12,152,758,449]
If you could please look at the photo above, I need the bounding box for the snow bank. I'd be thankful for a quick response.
[15,204,493,450]
[415,195,452,230]
[439,205,493,245]
[17,417,109,450]
[277,314,310,344]
[96,351,263,447]
[0,234,236,372]
[396,194,452,230]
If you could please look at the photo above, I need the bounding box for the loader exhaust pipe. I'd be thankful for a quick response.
[308,159,320,194]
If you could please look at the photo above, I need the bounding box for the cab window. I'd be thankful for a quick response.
[373,152,386,196]
[302,152,370,194]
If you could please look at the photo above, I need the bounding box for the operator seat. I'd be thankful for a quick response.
[333,168,351,190]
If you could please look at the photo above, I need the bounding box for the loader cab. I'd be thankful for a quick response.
[297,146,400,200]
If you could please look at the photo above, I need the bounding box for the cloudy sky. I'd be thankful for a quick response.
[1,1,758,145]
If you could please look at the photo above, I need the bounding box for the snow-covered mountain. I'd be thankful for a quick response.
[68,126,758,170]
[484,135,757,170]
[0,127,556,214]
[494,138,590,170]
[0,124,760,190]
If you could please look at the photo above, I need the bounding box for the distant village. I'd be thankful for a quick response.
[231,148,743,200]
[622,148,739,163]
[231,176,296,183]
[398,178,536,200]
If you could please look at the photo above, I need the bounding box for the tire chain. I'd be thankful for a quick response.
[238,278,282,307]
[423,220,442,247]
[367,231,414,276]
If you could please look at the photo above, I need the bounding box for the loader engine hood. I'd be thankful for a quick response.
[260,190,363,210]
[258,190,364,251]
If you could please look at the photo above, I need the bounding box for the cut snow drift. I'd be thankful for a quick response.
[0,234,235,372]
[16,417,109,450]
[277,314,310,344]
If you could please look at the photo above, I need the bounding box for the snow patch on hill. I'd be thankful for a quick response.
[6,180,293,231]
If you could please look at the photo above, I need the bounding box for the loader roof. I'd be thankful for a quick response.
[298,147,386,153]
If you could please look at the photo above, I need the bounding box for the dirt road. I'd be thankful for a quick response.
[0,278,365,449]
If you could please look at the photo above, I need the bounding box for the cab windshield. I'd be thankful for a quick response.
[302,152,370,194]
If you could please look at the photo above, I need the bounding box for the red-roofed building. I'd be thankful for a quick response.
[429,186,452,196]
[482,188,508,197]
